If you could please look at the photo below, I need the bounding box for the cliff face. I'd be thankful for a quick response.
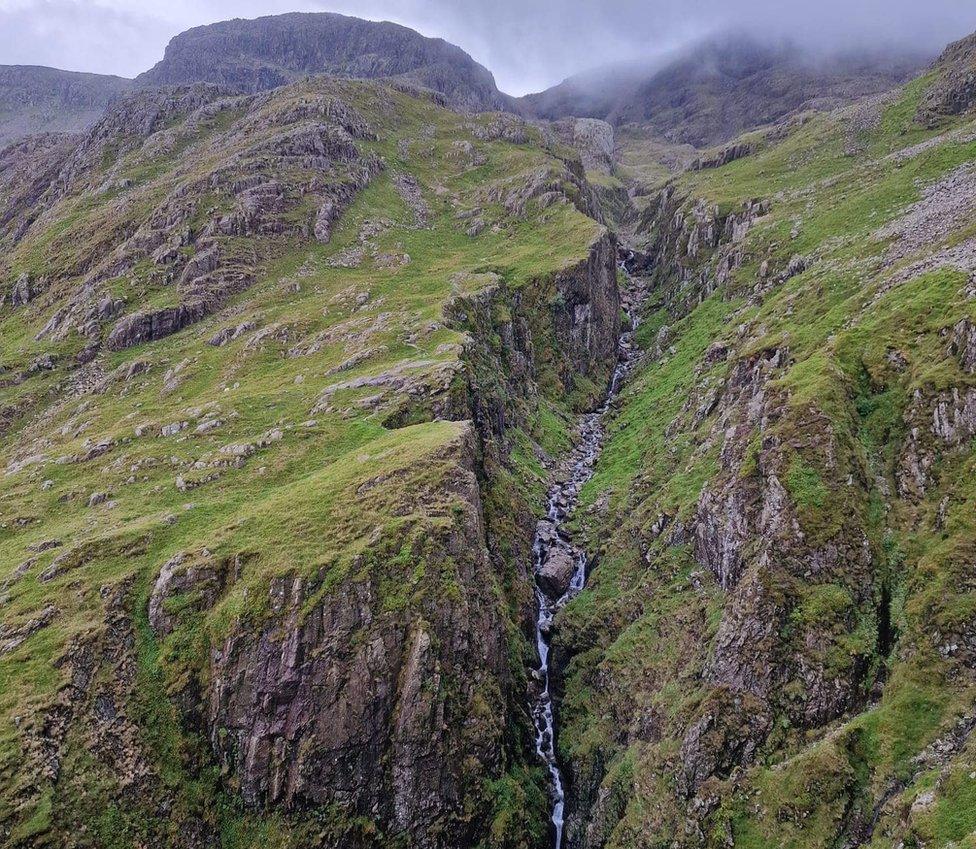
[136,12,513,113]
[0,75,617,847]
[549,59,976,849]
[198,233,620,848]
[917,31,976,126]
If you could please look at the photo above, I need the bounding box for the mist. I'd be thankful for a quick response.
[0,0,974,95]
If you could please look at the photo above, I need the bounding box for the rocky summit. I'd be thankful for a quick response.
[0,12,511,149]
[3,9,976,849]
[135,12,513,112]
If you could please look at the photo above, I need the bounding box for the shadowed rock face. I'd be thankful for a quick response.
[206,429,505,845]
[0,65,133,147]
[519,36,928,147]
[917,31,976,126]
[137,11,513,113]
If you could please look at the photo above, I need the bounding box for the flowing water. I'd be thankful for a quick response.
[531,257,645,849]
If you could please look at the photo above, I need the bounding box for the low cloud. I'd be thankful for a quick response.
[1,0,975,94]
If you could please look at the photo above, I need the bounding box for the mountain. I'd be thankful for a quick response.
[136,11,513,112]
[5,16,976,849]
[0,65,133,146]
[519,36,929,146]
[552,41,976,849]
[0,76,613,848]
[0,12,512,151]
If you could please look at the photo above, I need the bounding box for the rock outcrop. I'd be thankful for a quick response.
[8,83,382,351]
[137,12,513,113]
[917,31,976,126]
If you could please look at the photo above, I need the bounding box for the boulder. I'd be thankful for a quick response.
[537,538,579,598]
[10,273,32,307]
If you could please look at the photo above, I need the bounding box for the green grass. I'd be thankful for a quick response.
[0,75,610,846]
[549,58,976,849]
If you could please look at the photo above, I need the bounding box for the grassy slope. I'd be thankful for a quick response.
[0,79,603,846]
[562,72,976,847]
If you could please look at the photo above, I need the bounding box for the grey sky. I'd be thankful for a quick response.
[1,0,975,95]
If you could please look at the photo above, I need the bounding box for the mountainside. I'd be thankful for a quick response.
[0,65,133,147]
[0,77,617,847]
[519,37,928,146]
[136,12,512,113]
[552,54,976,849]
[4,16,976,849]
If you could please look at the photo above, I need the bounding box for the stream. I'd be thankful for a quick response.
[531,255,646,849]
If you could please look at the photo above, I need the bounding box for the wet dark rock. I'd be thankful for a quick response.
[899,385,976,498]
[10,272,33,307]
[0,604,58,656]
[704,341,730,365]
[692,140,758,171]
[208,322,256,347]
[917,31,976,126]
[679,688,772,797]
[948,317,976,373]
[87,491,110,508]
[106,302,209,351]
[537,540,578,598]
[27,538,62,553]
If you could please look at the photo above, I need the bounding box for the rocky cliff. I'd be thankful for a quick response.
[136,12,512,113]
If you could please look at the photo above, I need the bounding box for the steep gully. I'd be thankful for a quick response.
[531,252,647,848]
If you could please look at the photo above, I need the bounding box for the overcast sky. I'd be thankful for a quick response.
[1,0,975,95]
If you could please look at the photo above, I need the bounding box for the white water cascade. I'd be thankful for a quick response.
[531,256,645,849]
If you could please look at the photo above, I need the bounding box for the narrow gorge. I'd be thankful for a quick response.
[4,9,976,849]
[531,257,647,848]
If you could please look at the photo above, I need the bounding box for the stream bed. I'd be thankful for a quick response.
[531,258,646,849]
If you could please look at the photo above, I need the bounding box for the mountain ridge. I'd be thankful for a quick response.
[135,11,512,112]
[0,64,133,146]
[518,36,930,146]
[0,11,513,148]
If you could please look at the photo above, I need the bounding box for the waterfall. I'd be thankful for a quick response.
[531,253,645,849]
